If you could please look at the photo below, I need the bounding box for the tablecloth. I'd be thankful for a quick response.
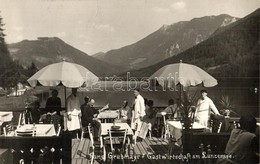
[15,124,56,136]
[167,121,206,146]
[0,112,13,125]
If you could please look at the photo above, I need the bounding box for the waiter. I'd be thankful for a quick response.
[131,89,146,142]
[66,88,81,139]
[195,89,220,127]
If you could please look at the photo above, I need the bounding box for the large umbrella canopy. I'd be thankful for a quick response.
[27,60,99,88]
[149,61,217,88]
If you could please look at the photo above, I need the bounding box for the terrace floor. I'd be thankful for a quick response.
[72,137,181,164]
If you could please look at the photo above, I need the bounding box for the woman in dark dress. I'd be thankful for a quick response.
[44,89,62,130]
[45,89,61,115]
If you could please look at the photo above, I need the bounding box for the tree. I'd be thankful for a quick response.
[0,13,26,91]
[27,62,38,77]
[0,13,12,88]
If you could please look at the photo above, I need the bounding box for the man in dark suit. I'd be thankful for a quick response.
[81,98,101,141]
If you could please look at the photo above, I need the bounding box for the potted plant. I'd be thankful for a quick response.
[219,95,237,117]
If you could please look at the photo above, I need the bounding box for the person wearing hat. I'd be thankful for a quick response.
[195,89,220,127]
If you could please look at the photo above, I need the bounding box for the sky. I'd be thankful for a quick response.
[0,0,259,55]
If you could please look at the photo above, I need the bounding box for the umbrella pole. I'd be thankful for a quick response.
[64,86,67,108]
[179,84,182,102]
[64,86,67,131]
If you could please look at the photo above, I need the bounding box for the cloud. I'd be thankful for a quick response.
[153,7,170,14]
[57,32,66,37]
[83,41,92,45]
[93,24,115,32]
[171,1,187,12]
[78,34,85,38]
[12,26,24,32]
[16,35,24,41]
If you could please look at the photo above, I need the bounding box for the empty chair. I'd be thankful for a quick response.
[233,121,240,129]
[16,129,35,137]
[209,120,223,133]
[105,128,127,164]
[161,112,170,140]
[3,124,15,136]
[56,124,61,136]
[217,122,222,133]
[188,106,196,123]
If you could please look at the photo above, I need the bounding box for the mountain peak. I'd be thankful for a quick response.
[221,17,238,27]
[125,9,259,79]
[37,37,61,41]
[160,24,170,31]
[101,13,238,70]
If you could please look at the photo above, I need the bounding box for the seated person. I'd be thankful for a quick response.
[118,100,132,124]
[45,89,62,115]
[163,99,179,119]
[217,115,259,164]
[81,98,101,141]
[42,89,62,130]
[23,96,42,124]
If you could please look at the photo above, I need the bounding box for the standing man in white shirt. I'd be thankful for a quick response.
[67,88,81,139]
[131,89,146,142]
[195,89,220,127]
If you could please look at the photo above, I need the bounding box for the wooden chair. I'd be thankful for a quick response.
[3,124,15,136]
[188,106,196,123]
[81,123,91,140]
[106,128,127,164]
[217,122,223,133]
[16,125,36,137]
[233,121,240,129]
[56,124,61,136]
[209,120,223,133]
[88,125,95,164]
[18,112,33,126]
[161,112,170,140]
[81,127,88,141]
[77,125,103,163]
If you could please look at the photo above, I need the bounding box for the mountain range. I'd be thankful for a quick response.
[6,9,259,81]
[95,14,238,70]
[122,9,259,80]
[8,37,123,76]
